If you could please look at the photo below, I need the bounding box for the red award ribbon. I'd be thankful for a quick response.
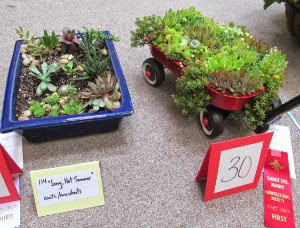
[264,149,295,228]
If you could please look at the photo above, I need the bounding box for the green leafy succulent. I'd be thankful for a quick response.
[58,85,77,96]
[259,51,287,76]
[130,15,164,47]
[29,62,58,96]
[172,67,210,115]
[29,101,45,118]
[49,104,60,116]
[61,100,84,115]
[61,61,78,76]
[43,93,60,105]
[83,27,120,46]
[40,30,58,53]
[90,99,106,111]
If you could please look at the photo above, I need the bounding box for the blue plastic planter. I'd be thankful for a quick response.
[0,31,133,142]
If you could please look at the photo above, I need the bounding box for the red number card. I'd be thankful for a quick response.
[196,132,273,201]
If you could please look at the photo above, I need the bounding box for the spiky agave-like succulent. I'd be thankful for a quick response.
[80,71,121,111]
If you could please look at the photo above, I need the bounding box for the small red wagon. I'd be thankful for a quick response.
[142,45,270,137]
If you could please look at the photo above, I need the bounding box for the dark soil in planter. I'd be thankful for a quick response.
[15,43,115,120]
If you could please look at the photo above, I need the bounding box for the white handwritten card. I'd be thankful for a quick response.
[214,142,263,193]
[30,161,105,217]
[37,170,99,206]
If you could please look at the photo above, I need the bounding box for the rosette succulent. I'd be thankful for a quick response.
[59,28,80,45]
[80,72,121,111]
[29,62,58,96]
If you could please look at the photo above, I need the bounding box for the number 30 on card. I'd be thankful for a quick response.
[196,132,273,201]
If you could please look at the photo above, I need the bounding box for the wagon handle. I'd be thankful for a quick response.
[263,94,300,125]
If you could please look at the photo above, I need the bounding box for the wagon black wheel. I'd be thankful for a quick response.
[254,98,283,134]
[142,58,165,87]
[199,105,224,138]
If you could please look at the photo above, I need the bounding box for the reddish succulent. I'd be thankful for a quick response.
[59,28,80,45]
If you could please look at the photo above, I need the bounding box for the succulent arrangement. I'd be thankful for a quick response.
[131,7,287,130]
[15,27,122,121]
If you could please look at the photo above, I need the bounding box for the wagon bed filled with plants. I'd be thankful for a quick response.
[131,7,287,137]
[0,27,133,142]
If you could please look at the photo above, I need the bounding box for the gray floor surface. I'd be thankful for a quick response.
[0,0,299,227]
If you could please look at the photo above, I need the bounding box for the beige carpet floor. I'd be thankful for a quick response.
[0,0,299,227]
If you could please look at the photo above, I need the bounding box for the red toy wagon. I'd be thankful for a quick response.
[142,45,282,137]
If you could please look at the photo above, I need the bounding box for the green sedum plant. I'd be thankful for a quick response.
[29,62,58,96]
[84,27,120,46]
[50,104,60,116]
[29,101,45,118]
[91,99,106,111]
[61,100,84,115]
[172,67,210,115]
[43,93,60,105]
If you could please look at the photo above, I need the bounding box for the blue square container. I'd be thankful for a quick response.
[0,31,133,142]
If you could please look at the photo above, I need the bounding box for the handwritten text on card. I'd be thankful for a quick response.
[37,170,99,206]
[214,142,263,193]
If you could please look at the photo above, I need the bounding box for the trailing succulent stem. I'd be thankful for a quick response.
[83,27,120,46]
[172,67,210,116]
